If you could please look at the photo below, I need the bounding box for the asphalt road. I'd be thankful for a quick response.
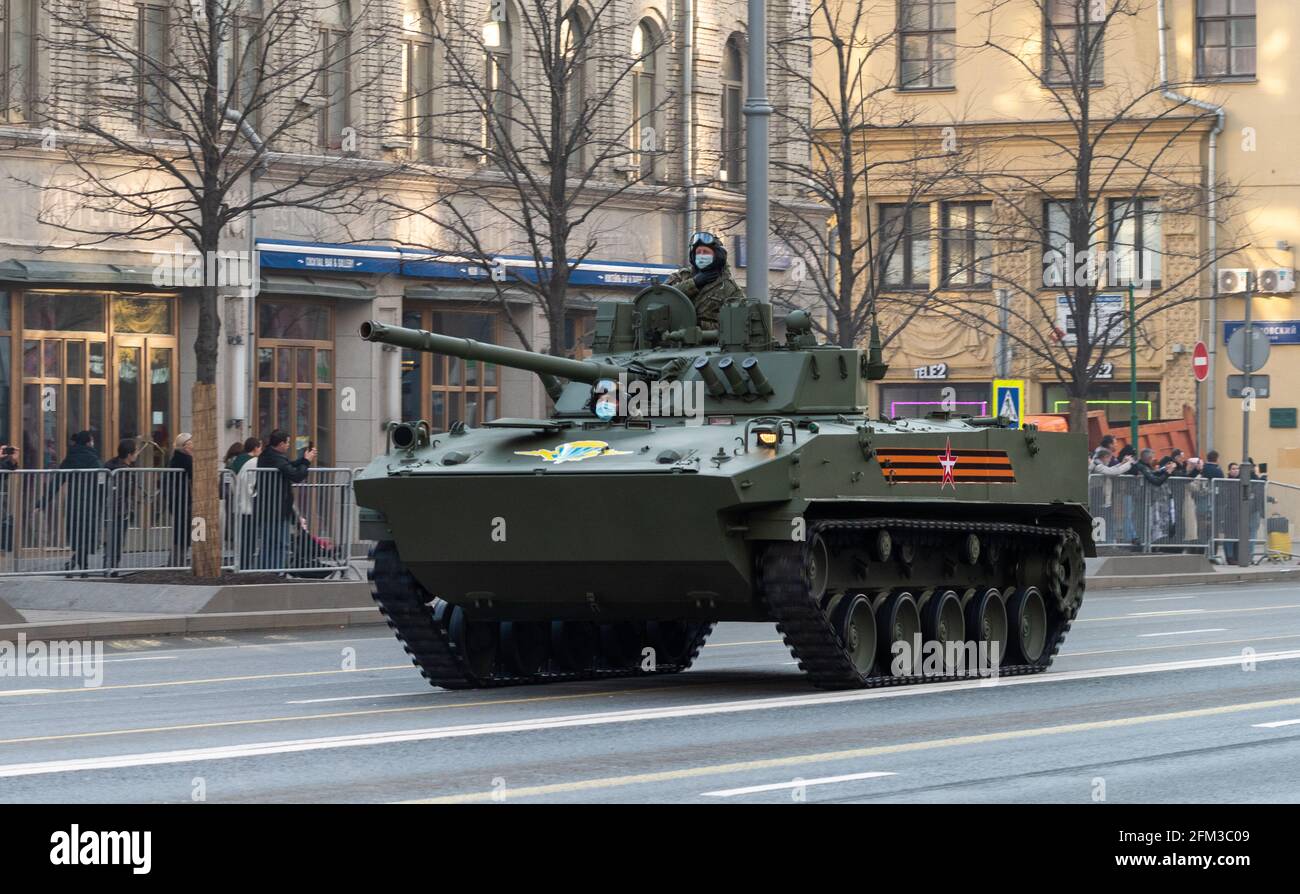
[2,580,1299,803]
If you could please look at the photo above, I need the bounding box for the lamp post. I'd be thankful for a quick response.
[1128,284,1138,450]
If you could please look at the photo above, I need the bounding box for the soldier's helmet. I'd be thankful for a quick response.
[689,231,728,270]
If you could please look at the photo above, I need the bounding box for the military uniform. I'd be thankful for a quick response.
[665,266,747,330]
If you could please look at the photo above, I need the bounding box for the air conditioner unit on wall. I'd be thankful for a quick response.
[1218,268,1250,294]
[1257,268,1296,294]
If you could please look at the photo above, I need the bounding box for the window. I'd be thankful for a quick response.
[564,309,595,360]
[721,35,744,186]
[319,2,350,150]
[1043,200,1100,287]
[256,300,334,465]
[941,201,992,287]
[1108,198,1162,287]
[400,307,500,431]
[880,382,996,420]
[1043,0,1104,85]
[17,293,177,469]
[898,0,955,89]
[1197,0,1255,79]
[136,3,169,126]
[630,20,660,179]
[561,10,588,170]
[1044,381,1161,425]
[0,291,11,447]
[400,0,435,159]
[879,204,931,289]
[227,2,262,127]
[483,1,512,153]
[1,0,37,122]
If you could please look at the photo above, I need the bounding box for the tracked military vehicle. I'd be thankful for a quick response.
[355,285,1091,690]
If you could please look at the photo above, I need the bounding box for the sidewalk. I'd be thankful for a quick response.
[0,574,383,641]
[1,559,1297,642]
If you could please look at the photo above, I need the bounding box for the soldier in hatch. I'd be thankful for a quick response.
[665,231,747,330]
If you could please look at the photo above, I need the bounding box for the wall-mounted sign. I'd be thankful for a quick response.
[913,363,949,380]
[993,379,1025,429]
[1222,321,1300,345]
[1227,374,1270,399]
[1055,295,1126,346]
[1270,408,1297,429]
[1092,361,1115,380]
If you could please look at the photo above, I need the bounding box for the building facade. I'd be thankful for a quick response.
[0,0,814,472]
[817,0,1299,483]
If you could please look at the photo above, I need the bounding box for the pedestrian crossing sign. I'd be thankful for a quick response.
[993,379,1024,429]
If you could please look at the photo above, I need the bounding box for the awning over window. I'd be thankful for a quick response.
[259,273,376,301]
[0,259,159,287]
[402,283,532,306]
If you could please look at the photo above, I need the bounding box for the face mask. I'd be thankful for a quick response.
[694,252,714,271]
[595,399,617,420]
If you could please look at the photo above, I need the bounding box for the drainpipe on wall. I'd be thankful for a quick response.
[223,109,266,434]
[683,0,697,237]
[1157,0,1224,453]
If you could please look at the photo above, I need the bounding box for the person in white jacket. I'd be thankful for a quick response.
[233,439,263,569]
[1089,446,1133,537]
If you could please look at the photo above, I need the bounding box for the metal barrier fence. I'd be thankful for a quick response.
[1088,472,1299,563]
[0,466,356,578]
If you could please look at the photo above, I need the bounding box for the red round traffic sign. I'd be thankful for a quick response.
[1192,340,1210,382]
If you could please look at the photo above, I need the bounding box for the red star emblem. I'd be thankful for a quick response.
[938,438,958,490]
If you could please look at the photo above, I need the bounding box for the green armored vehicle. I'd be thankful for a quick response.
[355,285,1091,690]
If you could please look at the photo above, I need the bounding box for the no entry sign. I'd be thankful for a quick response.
[1192,340,1210,382]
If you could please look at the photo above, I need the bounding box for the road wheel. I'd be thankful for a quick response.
[831,592,877,677]
[966,587,1009,670]
[923,589,966,674]
[877,591,921,676]
[1006,586,1048,664]
[600,622,646,670]
[448,606,498,680]
[500,620,549,677]
[551,620,599,672]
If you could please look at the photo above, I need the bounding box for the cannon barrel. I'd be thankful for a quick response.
[359,320,626,385]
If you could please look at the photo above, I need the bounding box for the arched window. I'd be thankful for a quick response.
[560,8,588,169]
[1,0,38,122]
[721,35,744,186]
[319,1,351,150]
[630,19,659,179]
[482,0,512,152]
[402,0,435,158]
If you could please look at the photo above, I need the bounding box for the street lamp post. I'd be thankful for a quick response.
[1128,284,1138,450]
[744,0,772,302]
[1237,274,1255,566]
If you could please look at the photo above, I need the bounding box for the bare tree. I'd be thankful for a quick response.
[770,0,973,350]
[30,0,398,575]
[925,0,1239,429]
[384,0,674,363]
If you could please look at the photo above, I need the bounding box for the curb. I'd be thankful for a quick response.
[0,605,385,641]
[1086,567,1300,591]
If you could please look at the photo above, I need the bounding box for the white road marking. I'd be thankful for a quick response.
[701,770,896,798]
[51,655,176,667]
[286,692,424,705]
[2,649,1299,780]
[1137,628,1227,638]
[0,689,55,697]
[1125,610,1207,617]
[1252,719,1300,729]
[1135,596,1200,603]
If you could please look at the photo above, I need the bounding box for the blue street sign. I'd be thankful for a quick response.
[1222,320,1300,345]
